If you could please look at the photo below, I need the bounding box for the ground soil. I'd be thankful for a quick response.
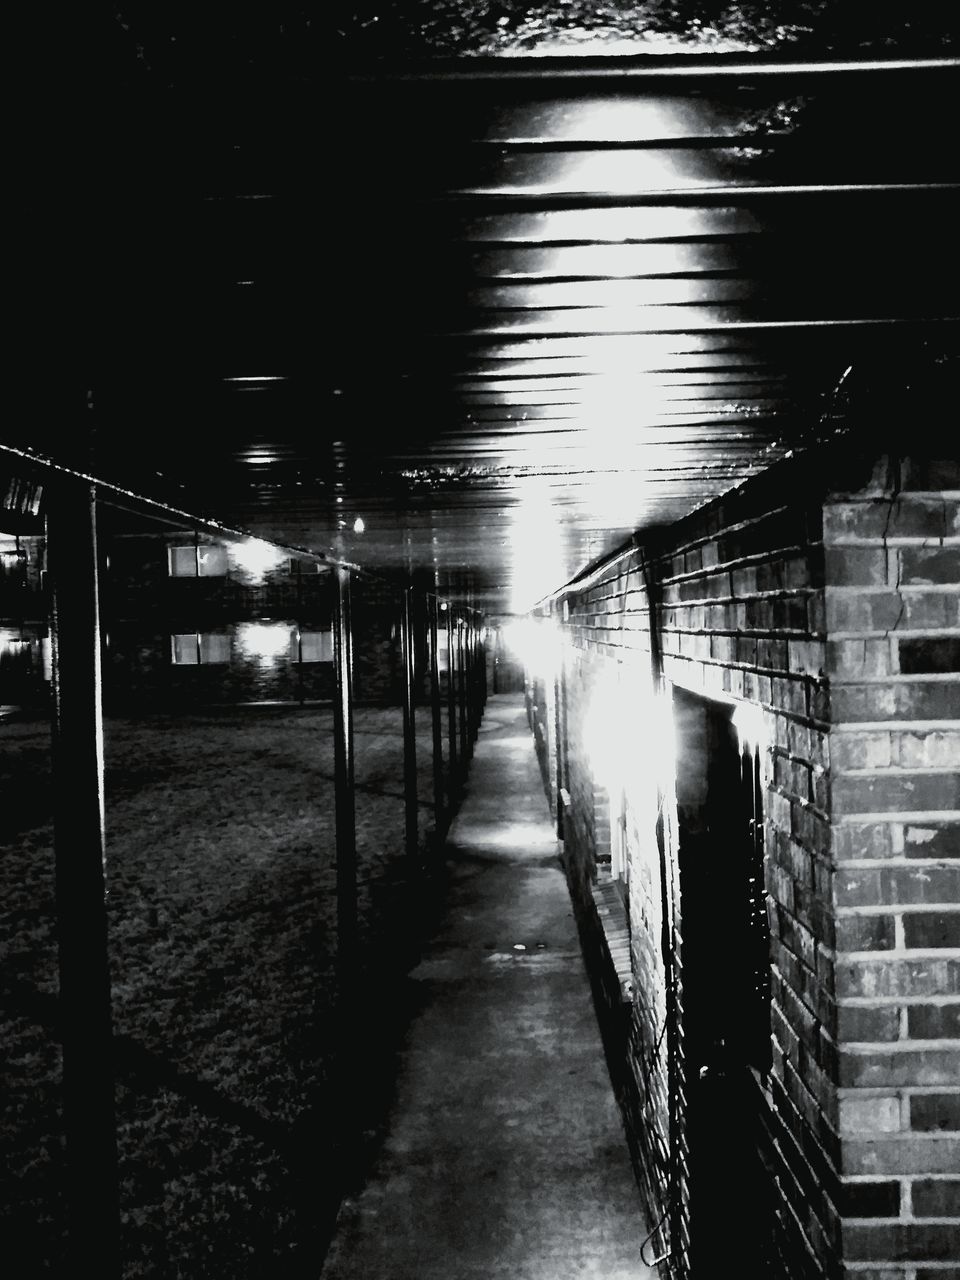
[1,703,448,1278]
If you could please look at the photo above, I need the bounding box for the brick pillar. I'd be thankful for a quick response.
[825,455,960,1277]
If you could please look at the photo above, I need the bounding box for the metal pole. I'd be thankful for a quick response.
[333,565,357,982]
[554,666,565,839]
[457,617,468,767]
[400,585,419,876]
[428,594,444,832]
[479,623,487,712]
[446,608,459,798]
[296,558,305,706]
[468,617,478,744]
[47,481,119,1277]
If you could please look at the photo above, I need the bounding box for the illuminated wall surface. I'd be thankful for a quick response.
[527,437,960,1280]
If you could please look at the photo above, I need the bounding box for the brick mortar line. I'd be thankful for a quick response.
[823,766,960,776]
[841,1041,960,1053]
[843,1173,960,1181]
[829,630,960,640]
[834,947,960,958]
[831,675,960,685]
[835,906,960,917]
[660,559,819,588]
[663,652,828,676]
[835,811,960,823]
[834,865,960,875]
[653,507,799,554]
[838,1087,960,1095]
[833,720,960,732]
[824,583,960,592]
[825,535,960,546]
[838,997,960,1006]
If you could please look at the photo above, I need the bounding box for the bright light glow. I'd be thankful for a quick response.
[235,622,292,663]
[732,702,766,753]
[352,517,365,534]
[465,206,760,247]
[500,617,560,676]
[467,302,731,336]
[474,241,736,281]
[472,146,710,199]
[227,538,288,584]
[583,661,674,795]
[508,481,568,614]
[487,96,736,146]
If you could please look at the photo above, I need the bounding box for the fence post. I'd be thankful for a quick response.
[400,584,418,875]
[47,481,119,1277]
[446,607,459,798]
[333,565,357,984]
[457,617,468,766]
[428,594,444,833]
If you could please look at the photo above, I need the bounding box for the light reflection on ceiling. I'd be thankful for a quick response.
[11,14,956,616]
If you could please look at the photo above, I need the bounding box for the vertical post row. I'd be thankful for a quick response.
[428,594,444,833]
[333,565,357,983]
[48,482,119,1277]
[446,607,458,797]
[400,584,418,876]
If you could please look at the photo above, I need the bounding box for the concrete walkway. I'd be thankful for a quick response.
[320,695,657,1280]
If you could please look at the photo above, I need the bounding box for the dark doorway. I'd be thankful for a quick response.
[672,688,775,1274]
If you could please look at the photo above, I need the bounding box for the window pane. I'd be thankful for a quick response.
[197,545,228,577]
[171,634,199,664]
[289,557,323,576]
[200,633,231,664]
[299,630,333,663]
[168,546,197,577]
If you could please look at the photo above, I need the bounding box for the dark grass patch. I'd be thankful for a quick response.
[1,704,449,1277]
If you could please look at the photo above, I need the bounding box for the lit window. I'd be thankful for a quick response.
[298,630,333,663]
[168,544,229,577]
[171,633,231,665]
[289,557,324,576]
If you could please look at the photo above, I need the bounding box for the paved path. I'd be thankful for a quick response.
[320,694,657,1280]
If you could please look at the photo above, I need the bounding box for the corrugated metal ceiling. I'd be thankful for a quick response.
[19,10,960,612]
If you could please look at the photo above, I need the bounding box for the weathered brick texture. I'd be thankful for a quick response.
[535,439,959,1280]
[826,455,960,1280]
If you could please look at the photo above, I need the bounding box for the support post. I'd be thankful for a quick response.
[457,617,468,766]
[470,618,480,740]
[333,565,357,983]
[428,594,444,834]
[400,584,419,875]
[446,607,459,797]
[479,623,487,711]
[554,666,565,839]
[47,482,119,1277]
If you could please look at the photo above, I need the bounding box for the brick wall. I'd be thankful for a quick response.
[536,434,960,1279]
[546,455,835,1277]
[824,455,960,1280]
